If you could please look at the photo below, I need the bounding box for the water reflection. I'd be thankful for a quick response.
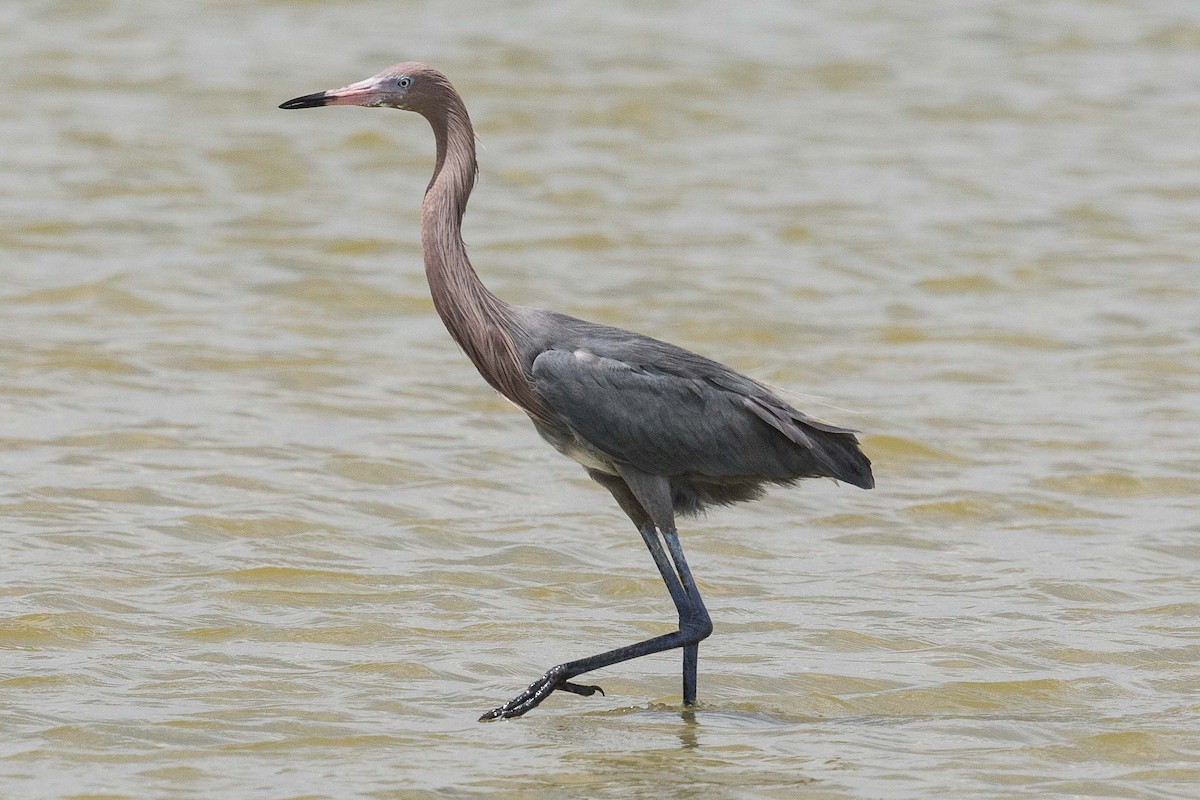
[677,708,700,749]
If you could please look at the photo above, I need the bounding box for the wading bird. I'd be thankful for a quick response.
[280,63,873,721]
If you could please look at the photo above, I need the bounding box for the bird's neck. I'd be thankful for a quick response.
[420,97,543,415]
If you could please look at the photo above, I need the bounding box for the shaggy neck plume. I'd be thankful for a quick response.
[419,88,544,417]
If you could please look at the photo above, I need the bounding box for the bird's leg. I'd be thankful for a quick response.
[662,528,711,706]
[479,523,695,721]
[636,521,712,706]
[478,468,713,721]
[615,467,713,708]
[637,524,690,610]
[683,641,698,706]
[635,523,713,706]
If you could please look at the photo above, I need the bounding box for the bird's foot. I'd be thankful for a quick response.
[479,664,604,721]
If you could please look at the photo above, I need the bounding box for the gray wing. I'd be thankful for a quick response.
[529,347,867,483]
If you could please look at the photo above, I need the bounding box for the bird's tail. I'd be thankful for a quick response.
[813,429,874,489]
[745,396,874,489]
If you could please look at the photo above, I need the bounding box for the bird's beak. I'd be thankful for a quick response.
[279,76,387,110]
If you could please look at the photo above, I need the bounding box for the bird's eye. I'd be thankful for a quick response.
[398,76,412,89]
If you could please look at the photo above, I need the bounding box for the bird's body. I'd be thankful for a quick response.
[516,308,873,510]
[281,63,873,720]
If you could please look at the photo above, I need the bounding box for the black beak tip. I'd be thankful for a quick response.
[279,92,328,110]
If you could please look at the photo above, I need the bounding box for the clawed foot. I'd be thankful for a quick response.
[479,665,604,721]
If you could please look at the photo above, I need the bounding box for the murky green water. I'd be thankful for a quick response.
[3,1,1199,797]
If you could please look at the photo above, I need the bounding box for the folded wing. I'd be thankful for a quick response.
[530,348,872,488]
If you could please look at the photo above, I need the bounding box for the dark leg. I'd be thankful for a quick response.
[663,529,711,705]
[586,469,691,613]
[683,643,698,706]
[478,469,711,721]
[616,467,712,707]
[478,611,709,720]
[479,519,699,720]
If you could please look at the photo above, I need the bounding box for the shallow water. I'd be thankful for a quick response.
[2,1,1199,798]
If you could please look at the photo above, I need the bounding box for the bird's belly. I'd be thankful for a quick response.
[532,420,619,475]
[560,443,619,475]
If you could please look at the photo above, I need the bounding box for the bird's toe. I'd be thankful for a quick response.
[559,681,604,697]
[478,667,603,721]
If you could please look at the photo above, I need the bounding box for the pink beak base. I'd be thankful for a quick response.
[279,77,385,110]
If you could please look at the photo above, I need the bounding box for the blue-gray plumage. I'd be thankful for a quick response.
[519,309,872,513]
[281,62,873,721]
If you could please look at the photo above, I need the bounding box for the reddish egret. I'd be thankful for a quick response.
[280,63,873,721]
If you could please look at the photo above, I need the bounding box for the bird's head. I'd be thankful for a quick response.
[279,62,449,115]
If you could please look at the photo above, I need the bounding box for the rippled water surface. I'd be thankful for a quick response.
[3,1,1200,797]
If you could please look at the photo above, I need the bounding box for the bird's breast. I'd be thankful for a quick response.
[530,417,620,476]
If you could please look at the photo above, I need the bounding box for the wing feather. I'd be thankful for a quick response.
[531,349,812,479]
